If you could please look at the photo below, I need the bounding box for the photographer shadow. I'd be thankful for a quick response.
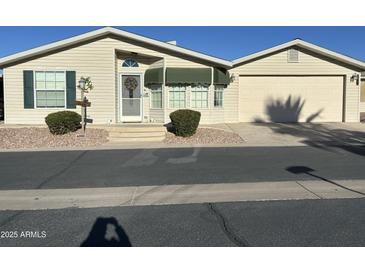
[81,217,132,247]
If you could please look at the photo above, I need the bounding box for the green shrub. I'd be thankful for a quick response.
[45,111,82,135]
[169,109,201,137]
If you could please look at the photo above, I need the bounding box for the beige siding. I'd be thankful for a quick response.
[4,38,116,124]
[3,36,238,125]
[231,48,360,122]
[3,39,361,125]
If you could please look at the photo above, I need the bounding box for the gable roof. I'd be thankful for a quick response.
[0,27,232,68]
[0,28,364,72]
[232,39,365,70]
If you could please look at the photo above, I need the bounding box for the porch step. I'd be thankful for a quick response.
[100,125,167,143]
[98,125,165,133]
[107,136,165,143]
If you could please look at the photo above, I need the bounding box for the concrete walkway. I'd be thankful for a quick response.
[1,179,364,211]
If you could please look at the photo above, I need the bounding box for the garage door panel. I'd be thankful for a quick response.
[239,76,343,122]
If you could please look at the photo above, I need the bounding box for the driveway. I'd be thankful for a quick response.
[210,122,365,147]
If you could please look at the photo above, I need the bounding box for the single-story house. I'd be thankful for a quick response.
[0,27,364,125]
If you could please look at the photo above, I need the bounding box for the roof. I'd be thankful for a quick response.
[232,39,365,70]
[0,28,364,71]
[0,27,231,68]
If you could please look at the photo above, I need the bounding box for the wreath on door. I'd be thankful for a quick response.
[124,77,138,92]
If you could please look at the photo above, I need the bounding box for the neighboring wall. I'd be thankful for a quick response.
[360,80,365,113]
[231,47,361,122]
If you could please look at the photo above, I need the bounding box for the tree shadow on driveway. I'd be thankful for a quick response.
[253,96,365,157]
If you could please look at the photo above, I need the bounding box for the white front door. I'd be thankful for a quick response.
[120,74,143,122]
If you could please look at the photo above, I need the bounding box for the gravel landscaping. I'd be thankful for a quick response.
[0,127,109,149]
[164,127,244,144]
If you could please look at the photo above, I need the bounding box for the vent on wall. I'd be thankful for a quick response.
[287,49,299,63]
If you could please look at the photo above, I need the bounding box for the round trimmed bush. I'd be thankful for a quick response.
[169,109,201,137]
[45,111,82,135]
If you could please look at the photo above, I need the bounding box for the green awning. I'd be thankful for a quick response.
[213,68,230,85]
[144,68,163,86]
[165,68,211,85]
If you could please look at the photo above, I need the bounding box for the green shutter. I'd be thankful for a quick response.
[66,71,76,109]
[165,68,211,85]
[23,70,34,109]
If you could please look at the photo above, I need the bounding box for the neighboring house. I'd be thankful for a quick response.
[361,72,365,113]
[0,27,364,124]
[0,75,3,120]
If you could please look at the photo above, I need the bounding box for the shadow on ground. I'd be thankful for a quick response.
[81,217,132,247]
[253,96,365,156]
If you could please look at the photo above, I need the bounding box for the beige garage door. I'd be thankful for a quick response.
[239,76,344,122]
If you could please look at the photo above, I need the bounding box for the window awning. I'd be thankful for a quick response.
[213,68,230,85]
[165,68,211,85]
[144,68,163,86]
[145,67,230,86]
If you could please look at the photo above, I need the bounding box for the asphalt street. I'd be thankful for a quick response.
[0,198,365,247]
[0,145,365,189]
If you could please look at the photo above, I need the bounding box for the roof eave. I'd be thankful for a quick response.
[232,39,365,71]
[0,27,232,68]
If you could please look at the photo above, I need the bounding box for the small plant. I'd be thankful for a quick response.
[45,111,82,135]
[169,109,201,137]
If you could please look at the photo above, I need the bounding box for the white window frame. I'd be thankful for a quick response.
[34,70,67,109]
[191,84,209,109]
[168,84,186,109]
[149,84,163,109]
[122,59,139,68]
[214,84,224,108]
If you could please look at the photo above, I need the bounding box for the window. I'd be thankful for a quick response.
[35,71,65,108]
[214,85,224,107]
[150,84,162,109]
[191,84,208,108]
[287,49,299,63]
[122,59,139,67]
[168,85,186,108]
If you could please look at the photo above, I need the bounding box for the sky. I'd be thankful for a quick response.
[0,26,365,66]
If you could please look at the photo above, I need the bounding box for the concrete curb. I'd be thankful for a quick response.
[1,179,364,211]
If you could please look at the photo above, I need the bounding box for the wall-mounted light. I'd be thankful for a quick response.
[350,73,360,85]
[230,73,236,83]
[78,78,86,90]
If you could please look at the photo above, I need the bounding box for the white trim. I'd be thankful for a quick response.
[0,27,231,68]
[119,72,143,122]
[33,70,67,109]
[232,39,365,70]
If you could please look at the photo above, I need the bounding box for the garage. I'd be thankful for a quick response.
[239,76,344,122]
